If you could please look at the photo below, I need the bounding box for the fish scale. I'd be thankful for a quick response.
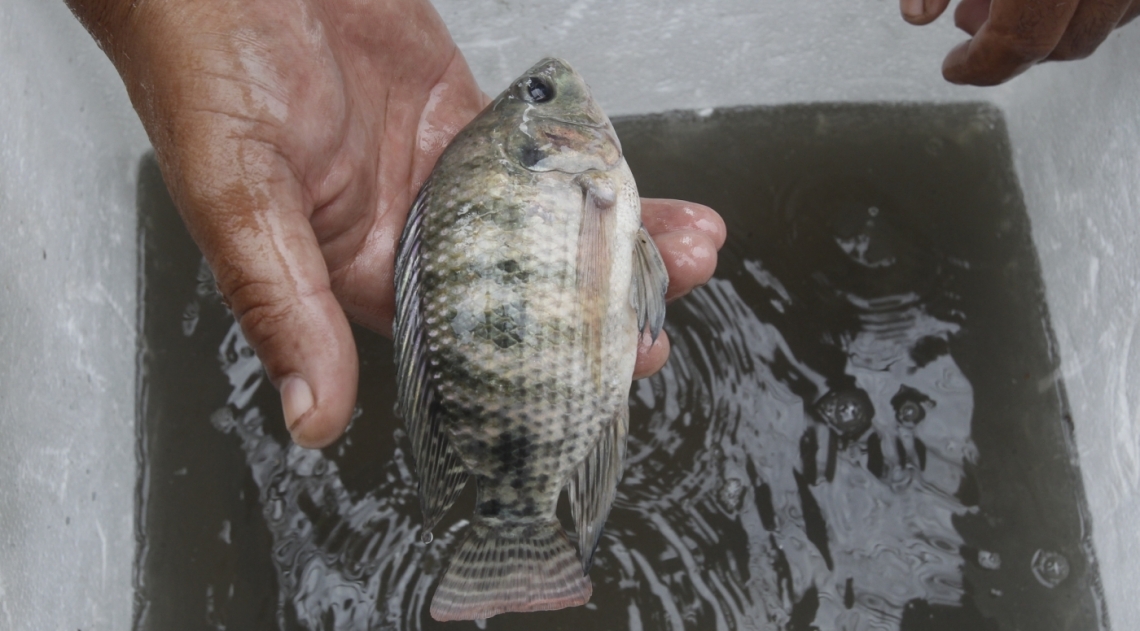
[393,57,669,622]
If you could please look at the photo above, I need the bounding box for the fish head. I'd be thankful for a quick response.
[492,58,622,174]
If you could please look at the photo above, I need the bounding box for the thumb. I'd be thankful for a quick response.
[176,155,358,449]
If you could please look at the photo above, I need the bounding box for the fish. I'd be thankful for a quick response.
[393,57,668,622]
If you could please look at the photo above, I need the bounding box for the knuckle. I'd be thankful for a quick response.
[1005,38,1056,63]
[1049,43,1095,61]
[236,296,292,348]
[987,26,1057,63]
[219,273,293,346]
[1050,26,1107,61]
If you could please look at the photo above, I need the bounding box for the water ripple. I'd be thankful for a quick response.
[203,258,976,630]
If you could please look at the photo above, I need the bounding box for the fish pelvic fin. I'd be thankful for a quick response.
[569,404,628,574]
[430,519,592,621]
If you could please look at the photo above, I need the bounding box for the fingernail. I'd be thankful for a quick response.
[281,376,314,432]
[901,0,924,19]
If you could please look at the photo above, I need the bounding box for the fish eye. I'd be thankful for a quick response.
[521,76,554,104]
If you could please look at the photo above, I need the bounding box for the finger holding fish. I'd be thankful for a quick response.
[633,329,671,380]
[641,198,723,302]
[641,198,727,248]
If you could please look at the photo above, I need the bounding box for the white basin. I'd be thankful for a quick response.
[2,0,1137,628]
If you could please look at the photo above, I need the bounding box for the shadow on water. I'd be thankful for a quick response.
[133,103,1107,631]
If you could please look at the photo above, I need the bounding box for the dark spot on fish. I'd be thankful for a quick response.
[473,303,526,350]
[436,348,518,396]
[519,143,545,168]
[514,433,531,460]
[511,477,525,489]
[491,332,521,350]
[479,499,502,517]
[867,432,884,478]
[491,430,532,475]
[496,258,531,284]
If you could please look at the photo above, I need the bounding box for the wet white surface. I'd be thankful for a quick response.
[0,1,149,630]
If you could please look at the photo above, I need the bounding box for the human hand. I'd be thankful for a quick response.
[901,0,1140,84]
[68,0,724,448]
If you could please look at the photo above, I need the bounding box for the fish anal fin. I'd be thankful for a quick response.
[430,519,592,621]
[413,400,469,532]
[569,404,629,573]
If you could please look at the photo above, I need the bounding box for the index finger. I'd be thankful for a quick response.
[943,0,1082,85]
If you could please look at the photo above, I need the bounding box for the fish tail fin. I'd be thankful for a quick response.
[430,519,592,621]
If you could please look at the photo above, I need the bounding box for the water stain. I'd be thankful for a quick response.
[134,103,1106,630]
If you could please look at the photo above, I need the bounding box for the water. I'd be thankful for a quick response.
[133,103,1106,630]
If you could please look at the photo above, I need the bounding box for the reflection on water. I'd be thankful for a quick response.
[135,104,1106,631]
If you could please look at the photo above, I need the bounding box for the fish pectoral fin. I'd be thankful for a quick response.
[631,224,668,342]
[431,519,592,621]
[568,404,629,573]
[575,175,616,384]
[394,181,469,531]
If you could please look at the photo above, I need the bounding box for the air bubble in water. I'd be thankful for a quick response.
[896,400,925,425]
[977,550,1001,570]
[717,477,745,512]
[421,530,434,544]
[1031,549,1070,588]
[814,388,874,439]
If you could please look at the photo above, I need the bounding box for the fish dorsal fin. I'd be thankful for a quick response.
[394,182,469,532]
[568,404,629,573]
[575,174,617,386]
[631,225,668,342]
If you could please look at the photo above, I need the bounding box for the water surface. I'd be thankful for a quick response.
[134,103,1105,630]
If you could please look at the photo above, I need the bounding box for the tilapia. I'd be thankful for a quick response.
[393,58,668,621]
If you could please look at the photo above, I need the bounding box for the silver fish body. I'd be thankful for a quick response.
[393,58,668,622]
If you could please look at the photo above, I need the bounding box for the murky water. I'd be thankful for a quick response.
[134,103,1106,631]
